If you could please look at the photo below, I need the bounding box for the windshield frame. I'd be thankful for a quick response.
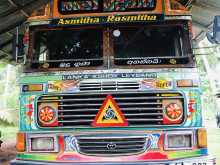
[25,21,194,72]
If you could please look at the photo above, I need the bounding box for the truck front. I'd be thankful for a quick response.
[12,0,215,164]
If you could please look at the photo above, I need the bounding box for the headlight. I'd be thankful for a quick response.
[165,132,193,150]
[38,103,58,127]
[31,137,54,152]
[28,135,58,152]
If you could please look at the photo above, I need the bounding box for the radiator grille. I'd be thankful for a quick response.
[38,92,184,128]
[76,135,149,156]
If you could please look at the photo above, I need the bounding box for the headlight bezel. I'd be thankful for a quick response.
[164,131,194,151]
[28,134,59,153]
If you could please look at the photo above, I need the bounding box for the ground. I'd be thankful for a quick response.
[0,127,17,165]
[0,121,219,165]
[206,118,220,164]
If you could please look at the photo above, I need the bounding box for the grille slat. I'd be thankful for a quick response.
[79,144,144,148]
[79,148,144,152]
[76,135,147,156]
[58,107,163,112]
[39,96,182,103]
[39,98,105,102]
[122,107,163,110]
[58,102,162,107]
[125,113,163,116]
[58,109,99,112]
[77,141,146,144]
[58,119,93,123]
[58,118,163,123]
[77,136,148,140]
[59,114,96,117]
[58,113,163,118]
[38,91,184,128]
[128,118,163,121]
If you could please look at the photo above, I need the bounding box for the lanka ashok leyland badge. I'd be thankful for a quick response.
[92,95,128,127]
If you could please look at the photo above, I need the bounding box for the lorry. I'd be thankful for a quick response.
[11,0,216,164]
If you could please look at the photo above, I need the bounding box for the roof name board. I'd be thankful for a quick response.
[51,14,164,26]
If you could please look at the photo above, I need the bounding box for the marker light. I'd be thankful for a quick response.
[176,80,196,87]
[22,84,43,92]
[16,133,26,152]
[30,137,54,152]
[113,29,121,37]
[197,128,208,148]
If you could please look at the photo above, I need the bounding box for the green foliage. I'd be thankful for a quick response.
[0,126,18,142]
[0,62,7,69]
[195,41,220,116]
[0,118,15,127]
[0,64,19,125]
[6,86,19,109]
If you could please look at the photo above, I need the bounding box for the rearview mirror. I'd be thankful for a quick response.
[207,15,220,44]
[12,33,26,63]
[12,27,29,64]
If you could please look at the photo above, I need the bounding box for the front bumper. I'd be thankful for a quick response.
[10,156,216,165]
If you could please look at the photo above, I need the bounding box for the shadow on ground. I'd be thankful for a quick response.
[0,139,16,165]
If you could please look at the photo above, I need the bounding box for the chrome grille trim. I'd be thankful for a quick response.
[78,141,146,144]
[76,135,148,156]
[38,96,184,102]
[37,91,185,128]
[59,113,163,118]
[79,81,140,91]
[58,102,163,107]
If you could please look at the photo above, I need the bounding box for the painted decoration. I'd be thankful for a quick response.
[38,102,58,127]
[48,80,80,92]
[52,14,162,26]
[18,69,205,163]
[140,79,172,90]
[92,95,128,127]
[39,106,55,122]
[165,103,183,120]
[58,0,156,13]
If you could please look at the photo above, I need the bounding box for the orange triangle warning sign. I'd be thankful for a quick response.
[92,95,128,127]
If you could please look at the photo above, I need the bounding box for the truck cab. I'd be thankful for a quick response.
[11,0,215,164]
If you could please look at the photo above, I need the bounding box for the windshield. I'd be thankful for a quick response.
[112,24,191,66]
[31,28,103,69]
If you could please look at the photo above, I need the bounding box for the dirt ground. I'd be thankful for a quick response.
[0,139,16,165]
